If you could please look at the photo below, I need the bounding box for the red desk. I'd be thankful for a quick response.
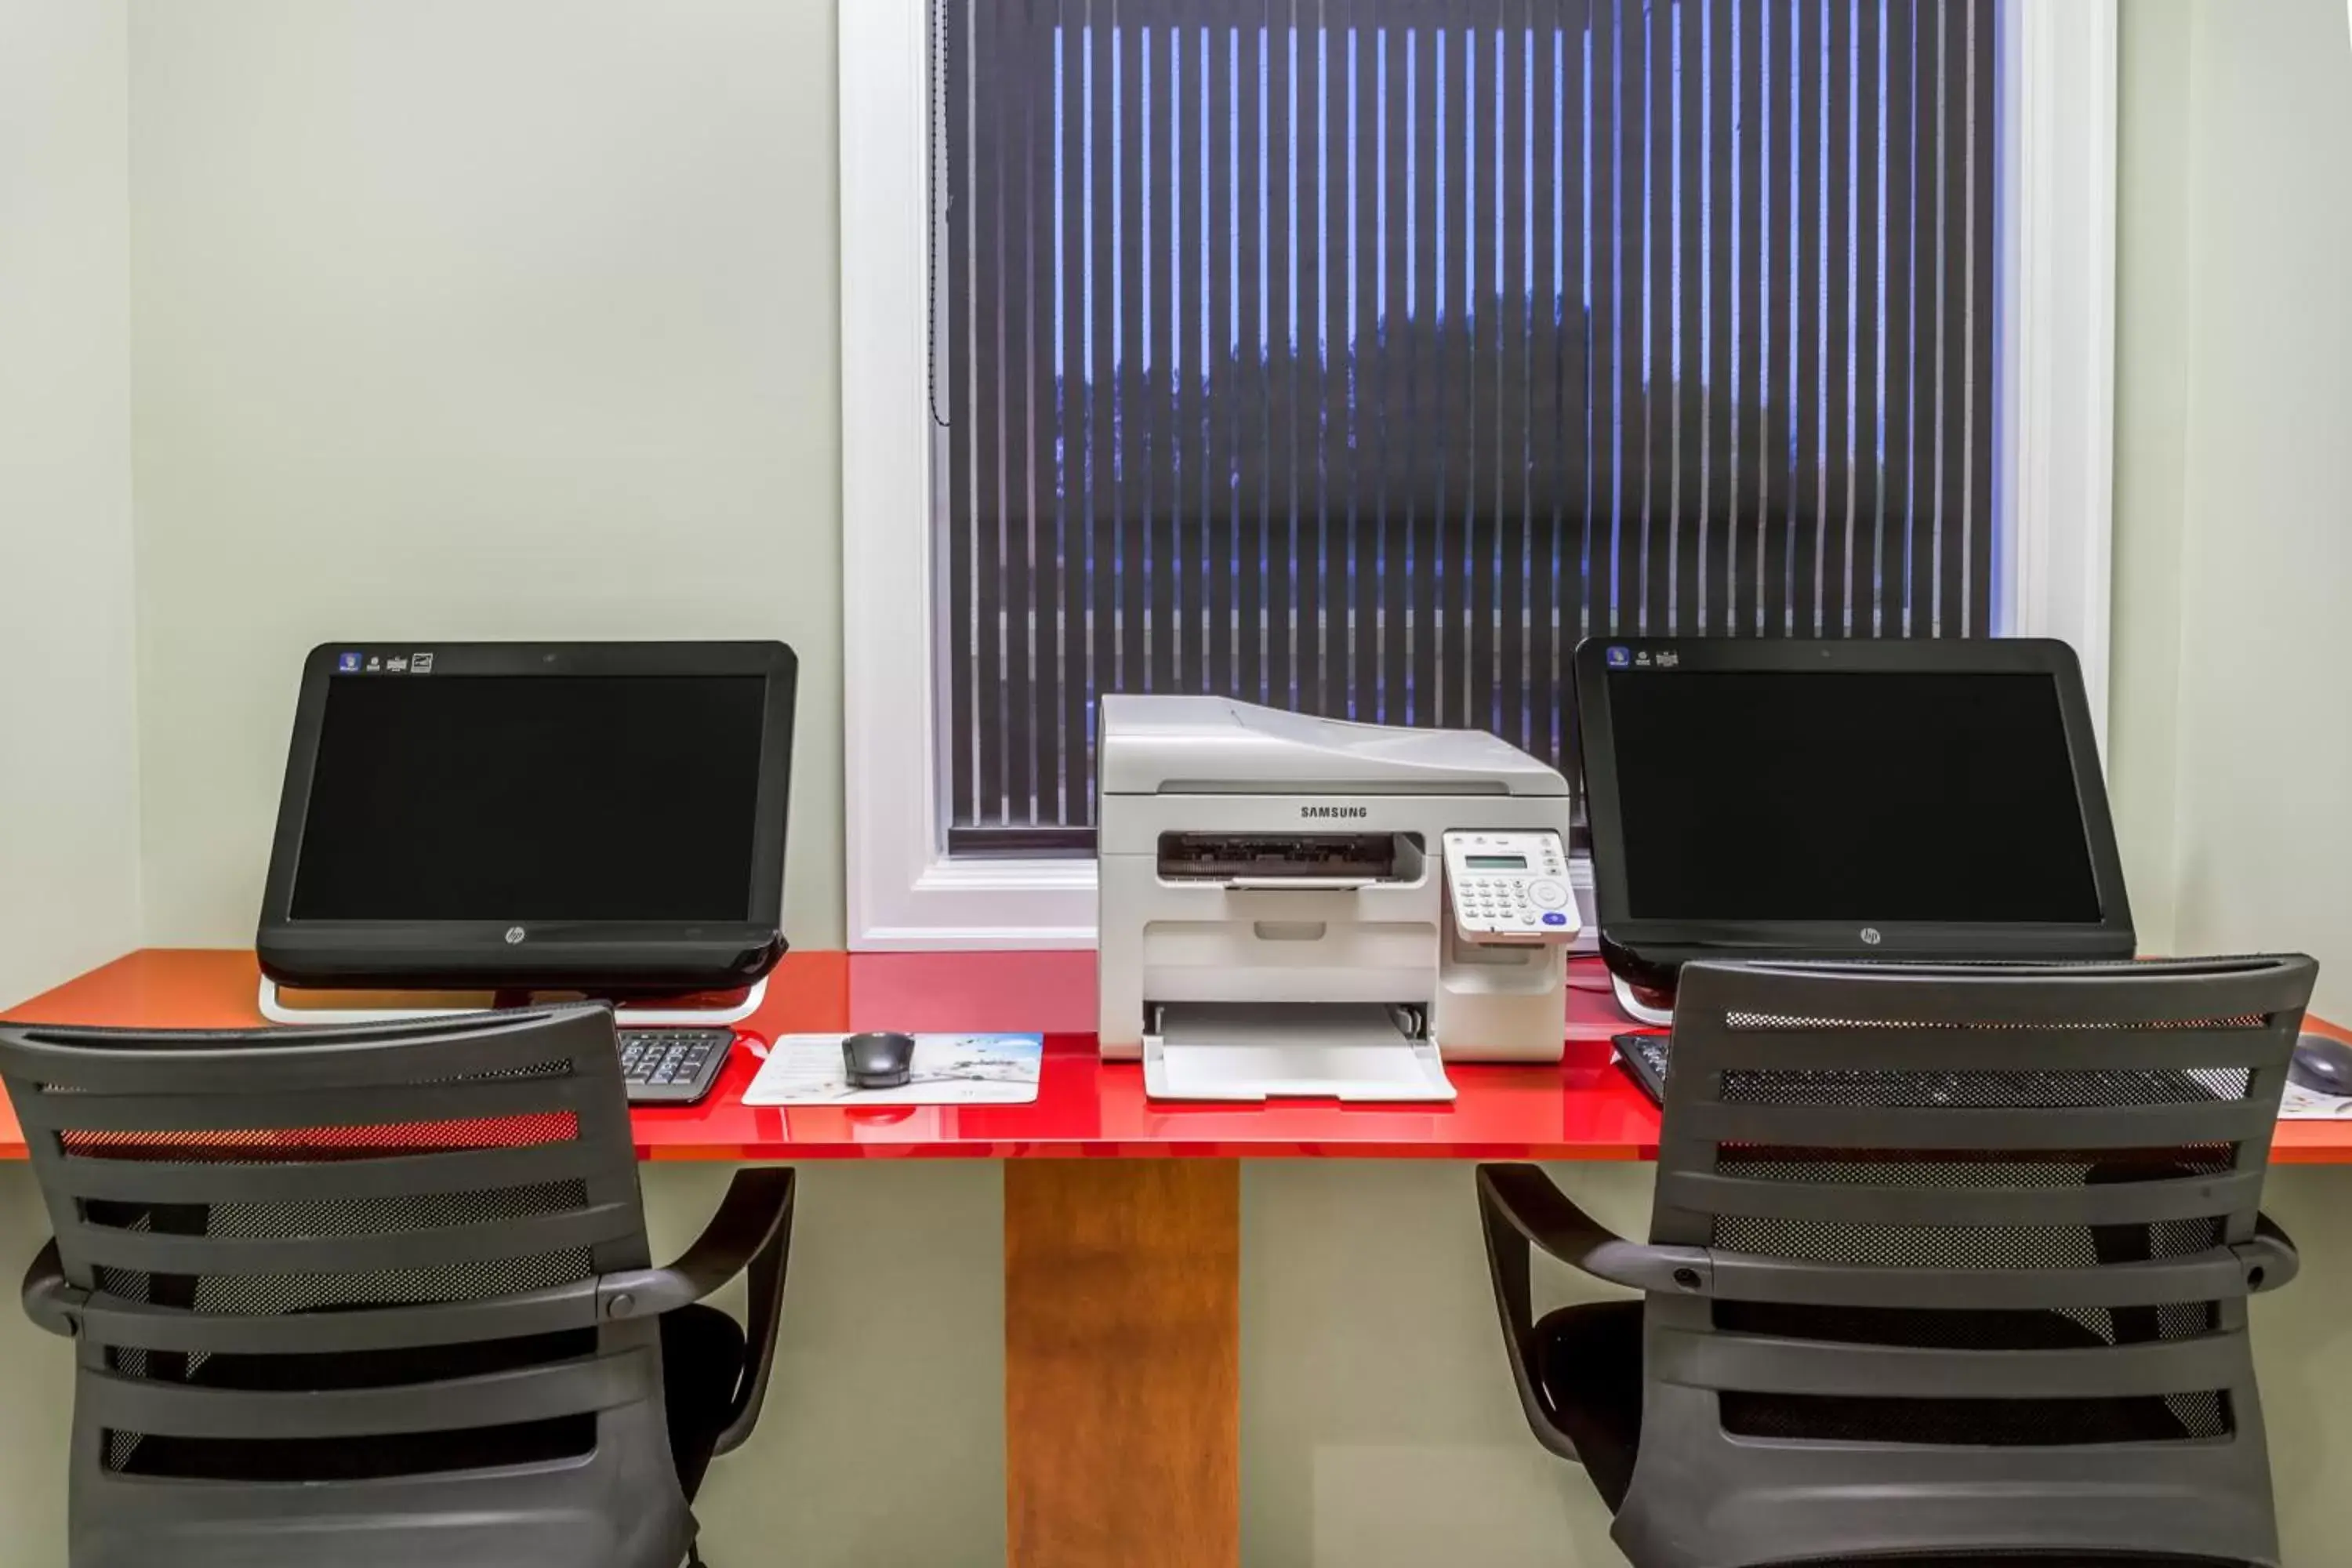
[0,948,1674,1163]
[7,949,2348,1568]
[10,948,2348,1163]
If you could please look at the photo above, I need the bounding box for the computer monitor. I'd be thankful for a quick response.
[1573,637,2133,1012]
[258,641,797,993]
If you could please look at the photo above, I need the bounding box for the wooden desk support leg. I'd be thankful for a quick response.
[1005,1159,1240,1568]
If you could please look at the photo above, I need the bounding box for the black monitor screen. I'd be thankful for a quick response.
[290,675,768,922]
[1607,670,2103,924]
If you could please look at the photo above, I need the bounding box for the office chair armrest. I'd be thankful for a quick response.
[22,1240,86,1338]
[2236,1212,2299,1294]
[595,1169,797,1456]
[1475,1165,1712,1466]
[600,1168,797,1319]
[712,1168,794,1454]
[1476,1164,1711,1294]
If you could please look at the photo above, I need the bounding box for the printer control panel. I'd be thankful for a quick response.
[1442,830,1576,944]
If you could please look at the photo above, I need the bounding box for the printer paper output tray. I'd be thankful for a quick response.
[1142,1003,1457,1103]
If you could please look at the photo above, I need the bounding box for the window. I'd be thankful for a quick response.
[844,1,2117,946]
[939,0,1998,857]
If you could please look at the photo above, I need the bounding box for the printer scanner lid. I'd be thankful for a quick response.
[1098,695,1568,797]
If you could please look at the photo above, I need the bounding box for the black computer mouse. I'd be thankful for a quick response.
[2288,1034,2352,1098]
[843,1030,916,1090]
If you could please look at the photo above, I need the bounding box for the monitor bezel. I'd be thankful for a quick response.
[1572,636,2135,971]
[257,640,797,991]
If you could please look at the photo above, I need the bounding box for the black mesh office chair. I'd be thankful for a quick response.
[1478,955,2318,1568]
[0,1005,795,1568]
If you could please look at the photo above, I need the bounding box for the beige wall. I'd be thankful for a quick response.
[2110,0,2352,1016]
[2099,0,2352,1553]
[125,0,846,951]
[0,0,141,1547]
[0,0,141,1015]
[5,0,928,1559]
[2130,0,2352,1019]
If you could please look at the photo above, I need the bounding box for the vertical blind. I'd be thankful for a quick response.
[938,0,2001,849]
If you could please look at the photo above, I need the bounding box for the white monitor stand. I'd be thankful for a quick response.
[257,975,768,1029]
[1610,971,1675,1029]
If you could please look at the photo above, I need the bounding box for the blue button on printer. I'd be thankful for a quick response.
[1541,912,1568,926]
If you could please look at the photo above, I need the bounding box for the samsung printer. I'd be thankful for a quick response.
[1096,695,1581,1102]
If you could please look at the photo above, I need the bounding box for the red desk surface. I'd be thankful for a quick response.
[4,949,2347,1163]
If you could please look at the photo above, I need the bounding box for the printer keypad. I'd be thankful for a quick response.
[1443,829,1575,942]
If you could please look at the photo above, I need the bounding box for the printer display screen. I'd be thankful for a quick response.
[1465,855,1528,870]
[1606,670,2102,924]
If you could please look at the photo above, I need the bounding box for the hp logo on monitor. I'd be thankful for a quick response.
[1860,927,1883,946]
[505,926,528,945]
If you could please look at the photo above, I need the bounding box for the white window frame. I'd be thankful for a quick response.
[843,0,2118,950]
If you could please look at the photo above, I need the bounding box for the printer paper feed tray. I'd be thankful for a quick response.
[1143,1003,1457,1103]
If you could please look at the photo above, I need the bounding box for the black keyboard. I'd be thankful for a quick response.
[1613,1032,1673,1105]
[619,1029,734,1105]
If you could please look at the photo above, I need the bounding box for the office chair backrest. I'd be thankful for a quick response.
[1638,956,2317,1568]
[0,1006,696,1568]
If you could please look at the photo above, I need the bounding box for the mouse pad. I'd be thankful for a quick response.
[742,1033,1044,1106]
[2279,1082,2352,1120]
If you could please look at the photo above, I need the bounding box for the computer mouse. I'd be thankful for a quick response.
[2288,1034,2352,1098]
[843,1030,916,1090]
